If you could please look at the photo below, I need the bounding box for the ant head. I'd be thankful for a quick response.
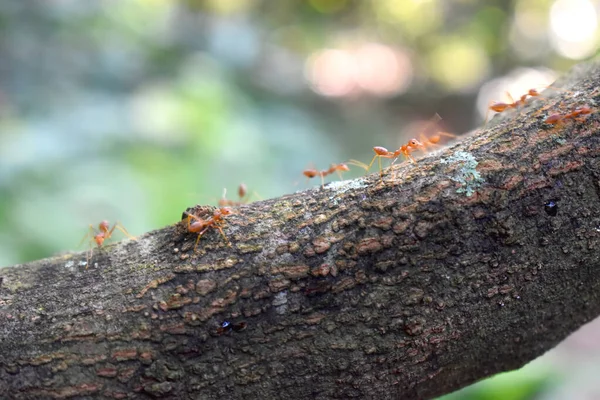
[99,220,110,232]
[337,163,350,172]
[408,138,423,148]
[218,207,233,216]
[94,234,105,247]
[529,89,540,96]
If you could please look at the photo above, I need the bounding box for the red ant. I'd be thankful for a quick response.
[400,132,456,157]
[79,221,135,268]
[303,163,350,186]
[348,144,418,178]
[349,114,454,177]
[485,88,544,124]
[544,104,593,125]
[218,183,250,207]
[486,85,575,125]
[183,207,232,251]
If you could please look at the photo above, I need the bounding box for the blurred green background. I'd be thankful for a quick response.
[1,0,599,398]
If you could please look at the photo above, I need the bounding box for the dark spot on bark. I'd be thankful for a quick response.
[544,200,558,216]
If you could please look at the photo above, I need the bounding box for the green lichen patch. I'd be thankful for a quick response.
[440,151,485,197]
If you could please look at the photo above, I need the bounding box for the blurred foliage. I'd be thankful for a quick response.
[0,0,597,398]
[440,364,553,400]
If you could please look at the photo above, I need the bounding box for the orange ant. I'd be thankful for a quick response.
[79,221,135,268]
[544,104,594,126]
[398,126,456,164]
[348,114,454,177]
[218,183,250,207]
[485,88,544,124]
[303,163,350,186]
[485,85,574,125]
[183,207,232,251]
[348,144,418,178]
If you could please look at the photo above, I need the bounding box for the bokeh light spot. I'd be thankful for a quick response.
[306,43,413,98]
[309,0,347,14]
[429,40,490,91]
[354,43,413,97]
[549,0,598,59]
[203,0,256,14]
[306,49,356,97]
[375,0,442,37]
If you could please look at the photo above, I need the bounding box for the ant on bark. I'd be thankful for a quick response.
[218,183,250,207]
[487,88,542,117]
[544,104,594,126]
[79,221,135,268]
[348,144,417,178]
[303,163,350,186]
[182,207,232,251]
[348,114,454,178]
[485,88,545,122]
[485,86,571,125]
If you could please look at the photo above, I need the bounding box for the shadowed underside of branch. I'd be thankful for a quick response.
[1,58,600,400]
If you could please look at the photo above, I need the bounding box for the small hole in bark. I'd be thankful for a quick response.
[544,200,558,216]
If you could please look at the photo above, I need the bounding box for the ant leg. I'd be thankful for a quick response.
[86,246,94,270]
[346,159,370,172]
[184,212,202,229]
[78,225,97,269]
[185,213,194,230]
[193,226,210,252]
[368,154,378,172]
[247,190,262,202]
[505,91,515,106]
[484,100,496,126]
[78,225,95,248]
[113,222,136,240]
[215,224,231,246]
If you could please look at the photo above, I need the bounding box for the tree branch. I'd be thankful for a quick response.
[2,58,600,400]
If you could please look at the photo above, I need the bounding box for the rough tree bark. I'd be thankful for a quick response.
[1,58,600,400]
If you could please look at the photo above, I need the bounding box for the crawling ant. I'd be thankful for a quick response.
[348,144,417,178]
[485,87,557,125]
[401,130,456,160]
[544,105,593,126]
[303,163,350,186]
[485,86,574,125]
[216,320,247,335]
[79,221,135,268]
[489,88,541,112]
[218,183,250,207]
[349,114,454,178]
[183,207,232,251]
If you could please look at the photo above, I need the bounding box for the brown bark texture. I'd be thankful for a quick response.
[1,58,600,400]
